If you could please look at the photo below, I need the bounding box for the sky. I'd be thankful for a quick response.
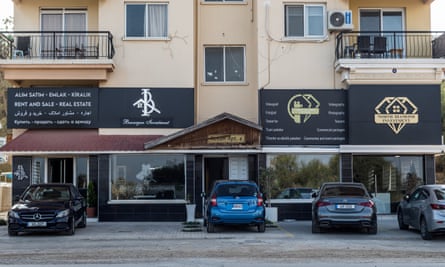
[0,0,445,30]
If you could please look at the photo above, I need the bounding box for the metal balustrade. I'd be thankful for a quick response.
[0,31,114,60]
[336,31,445,60]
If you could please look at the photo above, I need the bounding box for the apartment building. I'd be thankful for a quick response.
[0,0,443,221]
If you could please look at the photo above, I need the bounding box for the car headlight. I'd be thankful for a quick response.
[9,211,20,219]
[56,209,70,218]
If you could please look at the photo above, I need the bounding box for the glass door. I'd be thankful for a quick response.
[41,9,87,58]
[359,9,404,57]
[48,158,73,184]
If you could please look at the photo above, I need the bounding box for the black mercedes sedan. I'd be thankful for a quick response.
[8,183,87,236]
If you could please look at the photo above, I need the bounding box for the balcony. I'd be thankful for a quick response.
[335,31,445,85]
[0,31,115,83]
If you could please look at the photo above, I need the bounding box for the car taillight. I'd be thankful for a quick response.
[210,194,217,207]
[257,195,263,206]
[359,200,375,208]
[316,201,330,207]
[431,203,445,210]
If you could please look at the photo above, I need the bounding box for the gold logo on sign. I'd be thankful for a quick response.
[287,94,320,124]
[374,97,418,134]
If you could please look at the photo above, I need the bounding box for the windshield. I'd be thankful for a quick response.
[22,186,71,201]
[216,184,257,197]
[321,186,367,197]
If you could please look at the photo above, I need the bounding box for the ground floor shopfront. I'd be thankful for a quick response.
[7,148,439,221]
[2,84,443,221]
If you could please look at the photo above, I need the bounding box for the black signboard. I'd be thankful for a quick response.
[260,89,347,145]
[349,85,441,145]
[7,87,195,129]
[12,157,32,198]
[8,88,98,128]
[99,88,194,128]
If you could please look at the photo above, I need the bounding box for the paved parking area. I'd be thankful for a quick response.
[0,215,444,266]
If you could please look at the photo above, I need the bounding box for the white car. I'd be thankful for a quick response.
[397,184,445,240]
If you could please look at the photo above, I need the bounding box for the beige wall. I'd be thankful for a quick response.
[196,1,258,123]
[9,0,435,128]
[256,0,349,91]
[13,0,98,31]
[99,0,195,88]
[350,0,431,30]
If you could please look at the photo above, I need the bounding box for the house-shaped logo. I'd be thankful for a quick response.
[374,97,418,134]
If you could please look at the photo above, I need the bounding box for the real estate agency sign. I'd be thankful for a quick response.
[7,87,194,129]
[260,89,347,145]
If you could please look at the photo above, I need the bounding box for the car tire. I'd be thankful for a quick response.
[312,220,321,233]
[420,217,433,240]
[8,228,18,236]
[66,217,76,235]
[78,211,87,228]
[368,224,378,235]
[257,223,266,233]
[207,221,214,233]
[397,210,409,230]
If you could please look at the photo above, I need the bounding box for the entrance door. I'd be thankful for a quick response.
[48,158,73,184]
[204,157,228,193]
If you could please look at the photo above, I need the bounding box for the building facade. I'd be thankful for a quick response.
[0,0,443,221]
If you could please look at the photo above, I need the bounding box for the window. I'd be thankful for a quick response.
[204,0,244,2]
[265,154,339,198]
[359,9,404,54]
[41,9,87,58]
[285,5,325,38]
[126,3,168,38]
[205,46,245,82]
[110,154,185,201]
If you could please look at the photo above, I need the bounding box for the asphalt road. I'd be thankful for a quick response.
[0,215,444,267]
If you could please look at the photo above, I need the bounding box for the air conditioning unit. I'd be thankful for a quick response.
[328,10,353,31]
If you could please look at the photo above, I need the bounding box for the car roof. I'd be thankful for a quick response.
[321,182,365,187]
[419,184,445,189]
[29,183,73,188]
[212,180,258,187]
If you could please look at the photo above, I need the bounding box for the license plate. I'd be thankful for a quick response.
[232,204,243,210]
[27,221,47,227]
[336,204,355,209]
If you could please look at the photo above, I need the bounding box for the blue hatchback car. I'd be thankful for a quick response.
[203,180,266,233]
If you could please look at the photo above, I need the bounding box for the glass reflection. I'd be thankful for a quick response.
[110,154,185,201]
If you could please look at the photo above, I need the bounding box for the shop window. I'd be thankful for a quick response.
[125,3,168,38]
[205,46,245,82]
[263,154,339,198]
[353,155,424,213]
[285,4,326,38]
[110,154,185,201]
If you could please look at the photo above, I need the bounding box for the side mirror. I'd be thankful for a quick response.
[311,192,317,198]
[404,194,410,202]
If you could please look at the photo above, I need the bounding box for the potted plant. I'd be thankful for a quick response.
[87,181,97,218]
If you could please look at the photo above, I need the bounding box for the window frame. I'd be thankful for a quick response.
[284,4,327,39]
[125,2,169,40]
[204,45,246,84]
[202,0,245,3]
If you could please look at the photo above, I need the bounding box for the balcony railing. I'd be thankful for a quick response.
[336,31,445,60]
[0,31,115,60]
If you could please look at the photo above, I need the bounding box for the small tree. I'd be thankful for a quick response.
[259,167,276,207]
[87,181,97,208]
